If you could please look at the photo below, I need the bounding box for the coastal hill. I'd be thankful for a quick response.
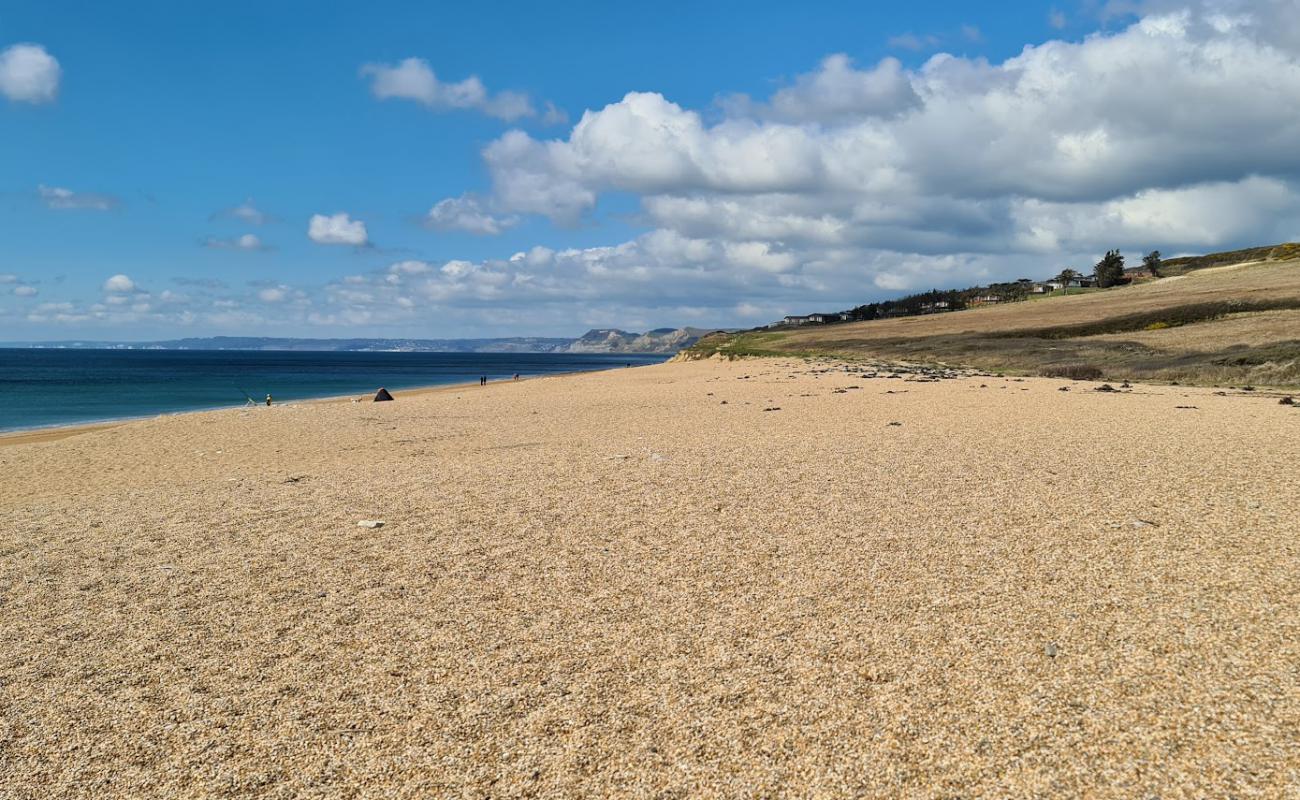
[688,244,1300,386]
[565,327,719,353]
[5,327,717,356]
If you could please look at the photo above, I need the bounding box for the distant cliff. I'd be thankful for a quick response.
[564,328,715,353]
[7,328,720,355]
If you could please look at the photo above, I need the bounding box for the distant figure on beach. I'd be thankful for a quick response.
[265,394,273,406]
[480,376,486,386]
[513,373,520,381]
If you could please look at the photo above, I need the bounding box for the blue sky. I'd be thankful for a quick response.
[3,0,1300,339]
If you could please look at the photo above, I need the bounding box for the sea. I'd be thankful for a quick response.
[0,349,667,433]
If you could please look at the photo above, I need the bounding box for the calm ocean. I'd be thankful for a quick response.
[0,349,666,432]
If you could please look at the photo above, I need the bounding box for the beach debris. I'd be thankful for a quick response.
[1130,519,1159,529]
[282,475,306,484]
[1175,405,1199,409]
[356,520,385,529]
[1280,396,1294,405]
[719,400,728,404]
[650,452,667,462]
[374,387,395,402]
[606,454,631,460]
[1044,642,1059,658]
[1095,384,1116,392]
[887,421,903,426]
[1058,387,1070,392]
[762,407,782,412]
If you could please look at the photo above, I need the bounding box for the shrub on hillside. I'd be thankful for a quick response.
[1040,364,1105,380]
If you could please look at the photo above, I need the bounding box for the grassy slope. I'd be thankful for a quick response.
[688,252,1300,387]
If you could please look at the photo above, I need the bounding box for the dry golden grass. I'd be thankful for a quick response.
[783,259,1300,343]
[1090,309,1300,352]
[2,360,1298,798]
[697,258,1300,386]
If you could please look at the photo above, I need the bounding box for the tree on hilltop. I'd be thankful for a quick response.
[1143,250,1163,277]
[1054,268,1079,290]
[1095,249,1126,288]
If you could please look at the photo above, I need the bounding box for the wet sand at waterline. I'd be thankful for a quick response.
[2,358,1297,797]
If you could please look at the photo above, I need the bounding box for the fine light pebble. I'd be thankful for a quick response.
[356,520,385,529]
[1,357,1298,799]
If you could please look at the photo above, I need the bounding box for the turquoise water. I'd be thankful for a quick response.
[0,349,665,432]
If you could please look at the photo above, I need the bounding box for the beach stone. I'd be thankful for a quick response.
[1045,643,1059,658]
[357,520,385,529]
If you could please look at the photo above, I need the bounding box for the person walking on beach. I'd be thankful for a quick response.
[480,376,486,386]
[513,373,520,381]
[265,394,273,406]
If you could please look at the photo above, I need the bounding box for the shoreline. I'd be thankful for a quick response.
[0,363,650,448]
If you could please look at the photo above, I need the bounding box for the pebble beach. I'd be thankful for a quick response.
[2,358,1297,798]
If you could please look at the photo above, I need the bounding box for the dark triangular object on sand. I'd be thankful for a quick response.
[374,387,394,402]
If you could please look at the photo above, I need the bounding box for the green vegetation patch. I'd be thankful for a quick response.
[685,330,802,359]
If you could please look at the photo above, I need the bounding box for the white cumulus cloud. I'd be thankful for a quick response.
[770,55,919,121]
[425,194,517,235]
[103,274,136,293]
[308,213,369,246]
[0,43,60,103]
[478,7,1300,262]
[360,58,535,121]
